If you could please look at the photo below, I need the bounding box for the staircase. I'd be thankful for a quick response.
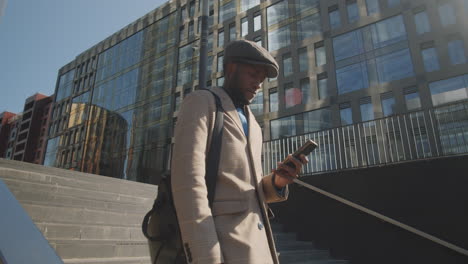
[272,222,349,264]
[0,159,155,264]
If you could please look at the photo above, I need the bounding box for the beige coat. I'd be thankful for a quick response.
[171,87,288,264]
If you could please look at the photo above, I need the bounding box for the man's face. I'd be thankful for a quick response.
[228,63,267,104]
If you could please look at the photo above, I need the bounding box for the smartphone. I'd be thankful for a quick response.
[282,139,318,169]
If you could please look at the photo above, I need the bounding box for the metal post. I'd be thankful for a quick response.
[198,0,209,89]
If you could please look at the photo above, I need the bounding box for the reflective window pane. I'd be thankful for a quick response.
[347,1,360,23]
[414,11,431,35]
[318,77,328,99]
[448,39,467,65]
[340,107,353,125]
[315,46,326,66]
[405,92,421,111]
[284,83,301,108]
[360,102,374,122]
[375,48,414,83]
[283,53,293,77]
[270,115,296,139]
[218,31,224,48]
[366,0,380,15]
[421,47,440,72]
[438,2,456,27]
[295,0,319,15]
[269,88,278,112]
[240,0,260,12]
[300,78,311,104]
[297,13,322,41]
[229,23,236,41]
[371,15,406,49]
[267,0,289,26]
[429,74,468,106]
[337,62,369,94]
[268,25,291,51]
[299,47,309,72]
[251,90,263,116]
[388,0,400,8]
[241,17,248,37]
[254,13,262,31]
[303,108,332,133]
[381,96,395,116]
[219,0,236,23]
[329,9,341,29]
[333,30,364,61]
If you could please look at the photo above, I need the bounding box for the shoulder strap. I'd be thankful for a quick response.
[203,89,224,208]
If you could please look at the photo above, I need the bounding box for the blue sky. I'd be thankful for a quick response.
[0,0,166,113]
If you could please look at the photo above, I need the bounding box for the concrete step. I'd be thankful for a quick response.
[5,180,152,214]
[22,203,146,227]
[63,256,151,264]
[0,166,156,199]
[275,240,315,251]
[48,239,149,259]
[279,249,330,262]
[3,177,154,206]
[35,222,145,241]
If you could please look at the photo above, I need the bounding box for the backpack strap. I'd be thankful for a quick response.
[203,89,224,208]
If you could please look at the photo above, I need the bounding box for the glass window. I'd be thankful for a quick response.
[296,13,322,41]
[254,36,262,47]
[388,0,400,8]
[208,32,213,51]
[414,11,431,35]
[371,15,406,49]
[251,90,263,116]
[347,1,360,23]
[270,115,296,139]
[218,30,224,48]
[315,45,326,66]
[405,92,421,111]
[448,39,467,65]
[429,74,468,106]
[188,22,194,39]
[268,25,291,51]
[318,76,328,99]
[189,1,195,17]
[269,88,278,112]
[300,78,311,104]
[333,30,364,61]
[294,0,320,15]
[360,101,374,122]
[217,54,224,73]
[285,83,302,108]
[241,17,248,37]
[219,0,236,23]
[329,8,341,29]
[340,107,353,125]
[283,53,293,77]
[303,108,332,133]
[438,2,456,27]
[267,0,289,26]
[229,23,236,41]
[217,76,225,86]
[465,0,468,14]
[381,96,395,116]
[421,47,440,72]
[178,44,193,64]
[366,0,380,15]
[375,48,414,83]
[254,13,262,31]
[337,61,369,94]
[180,6,187,22]
[241,0,260,12]
[298,47,309,72]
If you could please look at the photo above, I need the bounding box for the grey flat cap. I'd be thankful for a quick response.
[224,40,279,78]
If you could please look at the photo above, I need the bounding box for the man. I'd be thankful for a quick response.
[172,40,308,264]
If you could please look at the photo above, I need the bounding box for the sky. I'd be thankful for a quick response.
[0,0,167,114]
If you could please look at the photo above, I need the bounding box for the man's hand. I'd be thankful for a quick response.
[272,154,308,188]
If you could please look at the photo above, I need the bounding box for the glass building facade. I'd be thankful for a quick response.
[45,0,468,183]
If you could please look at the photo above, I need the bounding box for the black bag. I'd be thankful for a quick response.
[142,90,224,264]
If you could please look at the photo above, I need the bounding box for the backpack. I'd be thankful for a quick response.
[142,90,224,264]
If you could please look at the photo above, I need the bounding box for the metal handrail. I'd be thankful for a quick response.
[292,178,468,257]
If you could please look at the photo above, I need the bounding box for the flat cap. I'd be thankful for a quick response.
[224,40,279,78]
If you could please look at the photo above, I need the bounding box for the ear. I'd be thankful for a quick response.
[225,63,238,78]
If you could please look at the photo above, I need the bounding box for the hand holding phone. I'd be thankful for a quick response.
[282,139,318,169]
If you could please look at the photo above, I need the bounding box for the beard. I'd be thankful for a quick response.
[224,69,251,107]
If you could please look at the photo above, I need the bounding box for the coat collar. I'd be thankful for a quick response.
[211,87,246,138]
